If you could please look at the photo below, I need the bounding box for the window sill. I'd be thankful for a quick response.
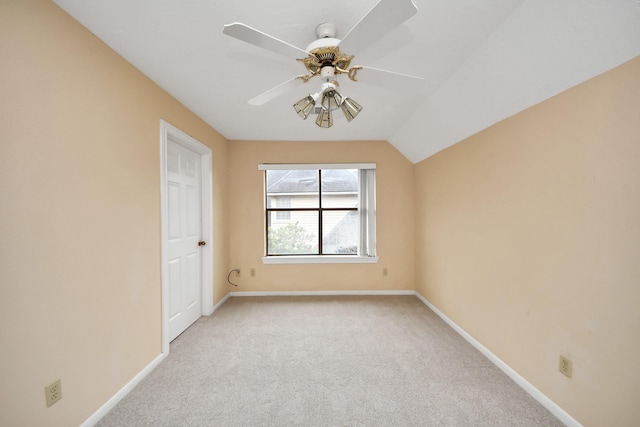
[262,256,379,265]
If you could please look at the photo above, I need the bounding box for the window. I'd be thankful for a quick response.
[275,197,291,220]
[259,163,377,264]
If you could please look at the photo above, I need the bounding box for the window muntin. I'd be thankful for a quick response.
[266,169,358,256]
[262,164,375,259]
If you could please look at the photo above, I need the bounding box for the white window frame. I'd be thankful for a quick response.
[259,163,378,264]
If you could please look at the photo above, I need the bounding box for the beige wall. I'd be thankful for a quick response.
[0,1,228,426]
[414,56,640,426]
[2,1,638,425]
[228,140,414,292]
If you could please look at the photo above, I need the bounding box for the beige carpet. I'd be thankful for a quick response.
[96,296,563,426]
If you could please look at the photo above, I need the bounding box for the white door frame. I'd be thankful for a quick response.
[160,120,214,355]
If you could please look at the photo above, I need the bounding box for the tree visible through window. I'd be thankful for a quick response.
[261,164,376,257]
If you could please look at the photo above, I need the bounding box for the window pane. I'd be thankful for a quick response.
[267,212,318,255]
[321,169,358,208]
[322,210,359,255]
[266,170,319,208]
[275,197,291,220]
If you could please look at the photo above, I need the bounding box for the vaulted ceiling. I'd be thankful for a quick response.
[53,0,640,163]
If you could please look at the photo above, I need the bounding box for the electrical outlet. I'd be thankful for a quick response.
[45,379,62,407]
[250,268,256,277]
[383,268,388,276]
[559,355,573,378]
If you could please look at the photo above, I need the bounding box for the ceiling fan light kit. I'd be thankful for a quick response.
[223,0,422,128]
[293,65,359,128]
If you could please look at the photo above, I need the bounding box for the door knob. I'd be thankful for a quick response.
[198,241,206,246]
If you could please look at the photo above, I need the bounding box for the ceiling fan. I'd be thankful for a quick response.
[222,0,423,128]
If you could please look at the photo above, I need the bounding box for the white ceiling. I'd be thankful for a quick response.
[53,0,640,163]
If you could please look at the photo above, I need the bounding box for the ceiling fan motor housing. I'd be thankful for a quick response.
[305,37,340,53]
[301,40,354,80]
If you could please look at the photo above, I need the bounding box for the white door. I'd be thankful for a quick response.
[166,139,203,341]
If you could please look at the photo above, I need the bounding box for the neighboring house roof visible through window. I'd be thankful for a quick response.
[266,169,357,193]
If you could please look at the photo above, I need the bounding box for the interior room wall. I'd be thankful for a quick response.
[413,56,640,426]
[3,1,637,425]
[227,140,414,293]
[0,1,229,426]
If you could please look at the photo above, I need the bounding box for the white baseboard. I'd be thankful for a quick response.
[206,292,231,315]
[84,294,231,426]
[80,352,166,427]
[230,290,415,297]
[414,291,581,427]
[82,291,579,427]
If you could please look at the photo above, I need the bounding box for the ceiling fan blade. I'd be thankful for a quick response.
[223,23,309,60]
[248,77,305,106]
[338,0,417,55]
[352,66,424,91]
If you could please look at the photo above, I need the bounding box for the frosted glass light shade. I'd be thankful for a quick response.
[315,108,332,128]
[341,97,362,122]
[293,95,315,119]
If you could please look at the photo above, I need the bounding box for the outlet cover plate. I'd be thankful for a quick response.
[45,379,62,407]
[559,355,573,378]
